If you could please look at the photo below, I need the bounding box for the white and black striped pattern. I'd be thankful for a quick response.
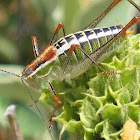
[54,25,122,65]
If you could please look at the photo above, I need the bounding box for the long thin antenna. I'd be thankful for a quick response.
[21,78,54,140]
[0,69,22,77]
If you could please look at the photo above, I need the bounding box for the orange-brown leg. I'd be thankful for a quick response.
[31,23,65,58]
[49,23,65,45]
[43,81,61,128]
[32,36,40,58]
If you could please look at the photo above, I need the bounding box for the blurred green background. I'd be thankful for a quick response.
[0,0,139,140]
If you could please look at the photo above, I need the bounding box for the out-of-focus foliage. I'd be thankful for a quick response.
[0,0,140,140]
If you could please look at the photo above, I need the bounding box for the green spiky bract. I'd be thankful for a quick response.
[40,34,140,140]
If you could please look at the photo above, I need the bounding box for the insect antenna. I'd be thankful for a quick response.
[21,78,54,140]
[0,69,22,77]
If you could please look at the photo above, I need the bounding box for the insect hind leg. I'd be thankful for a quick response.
[83,0,140,30]
[127,0,140,11]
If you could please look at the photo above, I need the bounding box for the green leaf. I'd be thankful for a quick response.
[50,34,140,139]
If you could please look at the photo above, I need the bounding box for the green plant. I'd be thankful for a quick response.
[0,0,139,140]
[41,34,140,139]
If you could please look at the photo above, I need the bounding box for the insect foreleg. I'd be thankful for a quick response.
[49,23,66,45]
[31,23,66,58]
[44,81,61,128]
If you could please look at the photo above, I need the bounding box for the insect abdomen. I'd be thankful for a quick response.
[55,25,123,66]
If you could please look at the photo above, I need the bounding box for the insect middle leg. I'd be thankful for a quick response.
[31,23,66,58]
[60,44,117,77]
[49,23,66,45]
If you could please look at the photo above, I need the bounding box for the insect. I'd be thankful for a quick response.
[0,0,140,136]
